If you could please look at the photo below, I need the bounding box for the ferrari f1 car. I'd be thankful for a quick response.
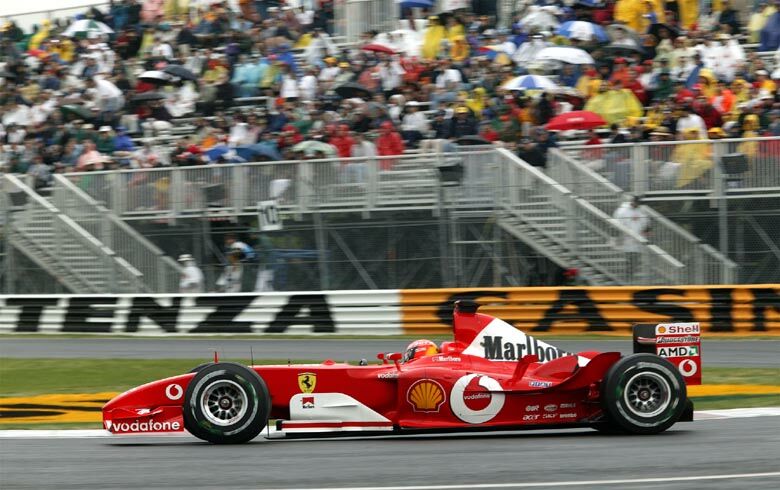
[103,301,702,443]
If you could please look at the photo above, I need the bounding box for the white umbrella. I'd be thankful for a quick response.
[62,19,114,38]
[534,46,595,65]
[502,75,559,91]
[138,70,175,84]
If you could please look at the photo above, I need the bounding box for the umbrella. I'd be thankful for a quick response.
[603,43,644,55]
[519,9,560,31]
[545,111,606,130]
[62,19,114,38]
[398,0,434,7]
[292,140,337,158]
[235,143,282,161]
[648,23,679,40]
[457,136,493,146]
[163,65,198,82]
[607,24,642,48]
[361,43,396,54]
[534,47,595,65]
[138,70,174,84]
[132,91,167,102]
[556,21,609,43]
[60,104,93,119]
[335,82,372,99]
[502,74,559,91]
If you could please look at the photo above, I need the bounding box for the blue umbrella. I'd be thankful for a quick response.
[556,21,609,43]
[399,0,434,8]
[205,145,231,162]
[501,75,559,91]
[236,143,282,161]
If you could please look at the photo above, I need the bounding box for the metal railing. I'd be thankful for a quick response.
[52,175,183,292]
[2,2,109,33]
[560,137,780,196]
[548,149,737,284]
[63,150,497,220]
[3,174,143,294]
[335,0,399,43]
[494,148,685,285]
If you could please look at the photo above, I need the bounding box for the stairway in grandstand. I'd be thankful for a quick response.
[1,174,181,294]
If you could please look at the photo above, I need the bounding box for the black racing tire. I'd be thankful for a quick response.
[188,362,213,374]
[601,354,687,435]
[183,362,270,444]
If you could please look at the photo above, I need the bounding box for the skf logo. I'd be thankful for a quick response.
[298,372,317,393]
[407,379,446,412]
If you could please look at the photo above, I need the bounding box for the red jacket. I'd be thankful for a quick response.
[330,135,355,158]
[376,130,405,169]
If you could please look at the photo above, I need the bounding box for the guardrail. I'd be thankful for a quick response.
[547,149,737,284]
[560,137,780,196]
[495,148,685,285]
[64,150,493,220]
[0,285,777,334]
[3,174,144,294]
[52,175,183,293]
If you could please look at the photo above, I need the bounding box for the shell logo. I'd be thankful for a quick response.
[657,326,667,334]
[407,379,446,412]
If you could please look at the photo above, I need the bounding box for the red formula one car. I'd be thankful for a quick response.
[103,301,702,443]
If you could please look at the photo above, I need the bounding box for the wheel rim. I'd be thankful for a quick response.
[623,372,671,418]
[201,379,248,427]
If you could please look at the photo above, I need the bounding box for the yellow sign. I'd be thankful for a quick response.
[0,392,117,424]
[298,373,317,393]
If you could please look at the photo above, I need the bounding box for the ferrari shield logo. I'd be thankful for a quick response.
[298,372,317,393]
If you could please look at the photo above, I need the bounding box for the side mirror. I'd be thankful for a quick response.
[377,352,388,365]
[387,352,403,362]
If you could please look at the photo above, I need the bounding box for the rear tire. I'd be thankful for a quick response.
[601,354,686,435]
[183,363,270,444]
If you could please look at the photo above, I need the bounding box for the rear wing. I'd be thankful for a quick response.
[633,323,702,385]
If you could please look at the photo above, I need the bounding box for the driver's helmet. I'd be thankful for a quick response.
[403,339,439,363]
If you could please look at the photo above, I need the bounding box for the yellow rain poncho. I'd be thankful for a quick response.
[422,18,446,60]
[678,0,699,30]
[451,35,469,62]
[614,0,640,32]
[29,19,51,50]
[670,130,712,188]
[748,6,776,43]
[466,87,487,118]
[49,39,75,63]
[584,87,643,125]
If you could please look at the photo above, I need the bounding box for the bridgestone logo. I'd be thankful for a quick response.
[656,336,700,345]
[481,335,568,362]
[112,419,181,433]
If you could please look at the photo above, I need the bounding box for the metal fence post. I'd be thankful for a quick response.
[632,145,648,196]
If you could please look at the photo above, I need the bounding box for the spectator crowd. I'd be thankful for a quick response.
[2,0,780,192]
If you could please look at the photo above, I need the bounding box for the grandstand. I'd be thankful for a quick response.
[2,0,780,293]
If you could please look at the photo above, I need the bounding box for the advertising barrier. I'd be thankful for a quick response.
[0,285,777,334]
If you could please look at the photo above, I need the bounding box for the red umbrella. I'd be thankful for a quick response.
[545,111,607,131]
[361,43,396,54]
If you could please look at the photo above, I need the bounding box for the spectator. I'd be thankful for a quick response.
[178,254,205,293]
[612,196,649,283]
[376,121,405,169]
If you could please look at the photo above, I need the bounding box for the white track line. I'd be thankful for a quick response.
[261,473,780,490]
[2,407,779,439]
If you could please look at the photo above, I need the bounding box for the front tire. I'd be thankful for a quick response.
[601,354,687,435]
[183,362,270,444]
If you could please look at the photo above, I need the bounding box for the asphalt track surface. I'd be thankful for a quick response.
[1,338,778,367]
[2,416,779,489]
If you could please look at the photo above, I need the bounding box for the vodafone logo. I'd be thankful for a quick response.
[679,359,698,377]
[165,383,183,401]
[450,374,505,424]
